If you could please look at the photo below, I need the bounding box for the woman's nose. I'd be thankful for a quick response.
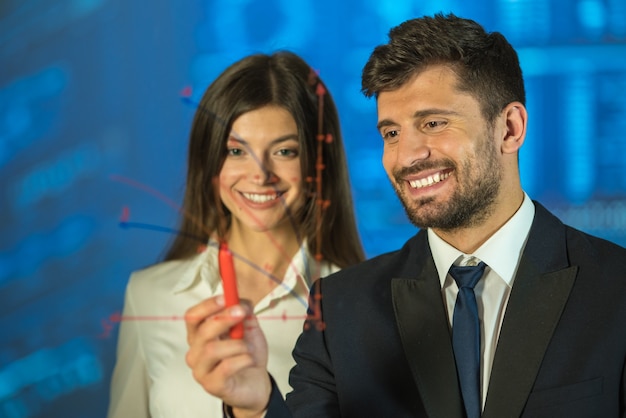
[249,157,278,185]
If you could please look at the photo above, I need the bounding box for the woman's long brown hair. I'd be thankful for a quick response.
[163,51,364,268]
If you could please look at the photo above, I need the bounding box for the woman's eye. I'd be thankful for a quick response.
[276,148,298,157]
[227,148,243,156]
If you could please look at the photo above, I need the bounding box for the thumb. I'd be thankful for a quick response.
[239,299,268,365]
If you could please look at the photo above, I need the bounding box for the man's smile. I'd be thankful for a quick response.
[408,169,452,189]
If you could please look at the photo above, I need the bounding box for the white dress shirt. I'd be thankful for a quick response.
[106,241,339,418]
[428,193,535,409]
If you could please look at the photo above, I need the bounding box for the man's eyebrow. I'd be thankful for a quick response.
[413,108,460,118]
[376,108,461,131]
[376,119,396,132]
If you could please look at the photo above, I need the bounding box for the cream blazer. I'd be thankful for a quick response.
[107,241,339,418]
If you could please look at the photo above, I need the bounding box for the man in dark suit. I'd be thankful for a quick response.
[184,13,626,417]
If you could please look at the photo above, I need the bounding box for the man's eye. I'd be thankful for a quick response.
[425,120,446,129]
[383,130,399,140]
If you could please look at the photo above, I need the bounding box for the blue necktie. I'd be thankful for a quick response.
[450,260,486,418]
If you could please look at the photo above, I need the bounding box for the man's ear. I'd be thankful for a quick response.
[499,102,527,154]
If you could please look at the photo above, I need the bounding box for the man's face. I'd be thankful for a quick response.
[377,65,502,231]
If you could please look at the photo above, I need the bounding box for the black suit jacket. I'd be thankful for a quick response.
[266,202,626,417]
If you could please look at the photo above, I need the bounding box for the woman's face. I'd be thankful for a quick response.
[218,105,306,235]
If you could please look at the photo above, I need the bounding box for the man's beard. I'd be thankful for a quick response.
[392,135,501,231]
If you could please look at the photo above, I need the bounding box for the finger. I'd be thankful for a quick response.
[191,305,247,347]
[211,352,256,386]
[185,295,225,325]
[185,295,225,344]
[186,337,250,377]
[186,305,256,376]
[232,303,262,339]
[241,314,263,341]
[195,350,259,399]
[239,312,268,367]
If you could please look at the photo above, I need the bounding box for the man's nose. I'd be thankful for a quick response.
[396,131,431,167]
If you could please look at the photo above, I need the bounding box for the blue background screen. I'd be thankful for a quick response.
[1,0,626,416]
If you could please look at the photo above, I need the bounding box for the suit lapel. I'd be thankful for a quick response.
[483,203,578,418]
[392,235,465,418]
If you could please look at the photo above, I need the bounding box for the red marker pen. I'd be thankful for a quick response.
[218,242,244,339]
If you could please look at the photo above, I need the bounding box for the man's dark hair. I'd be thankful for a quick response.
[361,13,526,124]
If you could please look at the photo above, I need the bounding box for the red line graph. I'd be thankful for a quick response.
[97,311,322,339]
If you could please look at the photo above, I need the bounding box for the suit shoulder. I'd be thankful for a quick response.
[321,232,425,287]
[564,224,626,267]
[533,201,626,269]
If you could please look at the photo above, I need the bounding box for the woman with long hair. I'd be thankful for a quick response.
[107,51,364,417]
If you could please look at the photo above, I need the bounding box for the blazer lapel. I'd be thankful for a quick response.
[483,203,578,418]
[392,242,465,418]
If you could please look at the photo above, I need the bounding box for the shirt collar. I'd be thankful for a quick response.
[429,193,535,288]
[254,243,315,312]
[172,239,221,294]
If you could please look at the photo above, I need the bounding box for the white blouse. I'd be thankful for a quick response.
[107,241,339,418]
